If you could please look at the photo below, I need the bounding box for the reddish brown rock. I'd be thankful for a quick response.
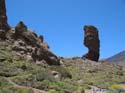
[13,21,60,65]
[82,25,100,61]
[0,0,10,31]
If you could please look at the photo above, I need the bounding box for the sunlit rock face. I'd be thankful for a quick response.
[82,25,100,61]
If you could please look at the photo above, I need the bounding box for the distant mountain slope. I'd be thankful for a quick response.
[106,51,125,64]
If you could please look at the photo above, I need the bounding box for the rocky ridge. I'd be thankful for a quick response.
[0,21,60,65]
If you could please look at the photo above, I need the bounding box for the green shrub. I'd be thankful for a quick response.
[35,71,55,82]
[0,77,31,93]
[76,86,85,93]
[50,66,72,79]
[111,84,123,90]
[50,81,75,91]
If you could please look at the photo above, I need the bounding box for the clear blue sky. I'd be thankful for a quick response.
[6,0,125,59]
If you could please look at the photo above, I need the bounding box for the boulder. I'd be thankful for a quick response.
[38,35,44,43]
[15,21,39,47]
[32,47,60,65]
[0,58,6,62]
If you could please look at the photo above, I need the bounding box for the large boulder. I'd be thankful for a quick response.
[82,25,100,61]
[32,47,60,65]
[15,21,39,47]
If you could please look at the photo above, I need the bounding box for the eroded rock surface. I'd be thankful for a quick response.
[82,25,100,61]
[0,21,60,65]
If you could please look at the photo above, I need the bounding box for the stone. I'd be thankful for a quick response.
[51,71,61,79]
[0,30,6,39]
[0,19,60,65]
[5,29,15,40]
[0,0,10,31]
[42,42,50,49]
[12,41,26,52]
[15,21,27,33]
[82,25,100,61]
[25,55,33,62]
[14,22,60,65]
[26,46,33,52]
[0,1,60,66]
[15,21,39,46]
[38,35,44,43]
[36,60,47,66]
[32,47,60,65]
[0,57,6,62]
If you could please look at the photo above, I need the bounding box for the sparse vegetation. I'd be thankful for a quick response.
[0,45,125,93]
[0,76,31,93]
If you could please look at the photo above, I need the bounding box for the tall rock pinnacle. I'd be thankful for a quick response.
[0,0,10,31]
[82,25,100,61]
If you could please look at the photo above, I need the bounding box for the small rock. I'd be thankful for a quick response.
[39,35,44,42]
[0,58,6,62]
[51,71,61,79]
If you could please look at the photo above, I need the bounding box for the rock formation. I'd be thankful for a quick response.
[0,0,10,31]
[82,25,100,61]
[0,21,60,65]
[0,0,59,65]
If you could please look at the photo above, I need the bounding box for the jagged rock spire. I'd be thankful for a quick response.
[0,0,10,31]
[82,25,100,61]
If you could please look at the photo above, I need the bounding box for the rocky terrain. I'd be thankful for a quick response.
[0,48,125,93]
[0,0,125,93]
[0,25,125,93]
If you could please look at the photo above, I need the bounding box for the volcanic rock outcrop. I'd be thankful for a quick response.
[0,0,60,65]
[0,21,60,65]
[82,25,100,61]
[0,0,10,31]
